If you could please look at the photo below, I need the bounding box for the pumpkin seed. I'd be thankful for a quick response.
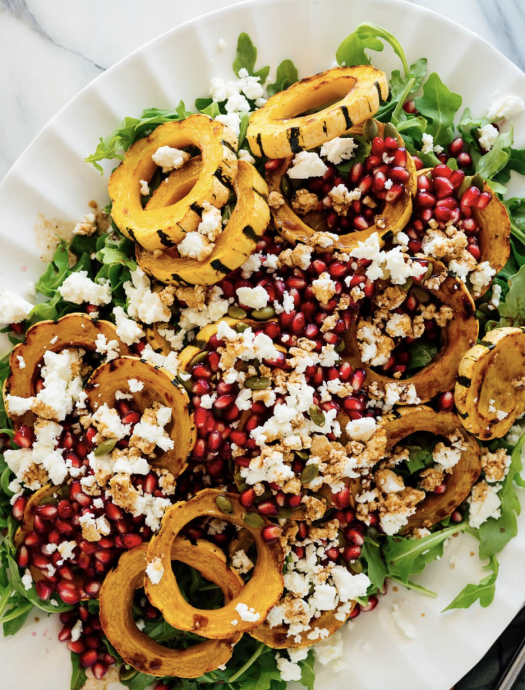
[251,306,275,320]
[94,438,117,456]
[335,340,345,353]
[228,306,247,320]
[411,286,430,304]
[384,122,399,140]
[277,507,292,519]
[423,263,434,281]
[237,481,249,493]
[363,118,378,142]
[119,666,138,681]
[236,322,250,333]
[295,449,310,461]
[215,495,234,515]
[471,173,485,191]
[180,376,193,394]
[309,404,325,427]
[350,560,364,574]
[40,496,59,506]
[245,376,270,390]
[458,175,472,199]
[189,350,208,367]
[301,464,319,484]
[400,277,413,292]
[243,512,265,528]
[281,175,292,198]
[337,530,347,547]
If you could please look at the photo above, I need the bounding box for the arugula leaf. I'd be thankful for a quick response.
[35,239,70,297]
[120,671,157,690]
[383,523,468,583]
[458,107,487,146]
[414,73,462,147]
[376,58,427,127]
[486,263,525,329]
[477,128,513,180]
[407,340,439,371]
[267,59,299,97]
[299,651,316,690]
[336,23,409,77]
[496,146,525,183]
[233,33,269,84]
[477,431,525,559]
[70,652,88,690]
[2,603,32,636]
[443,556,499,611]
[85,102,191,173]
[361,536,387,591]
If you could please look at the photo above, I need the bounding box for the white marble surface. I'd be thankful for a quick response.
[0,0,524,180]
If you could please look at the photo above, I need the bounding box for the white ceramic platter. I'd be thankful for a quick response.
[1,0,525,688]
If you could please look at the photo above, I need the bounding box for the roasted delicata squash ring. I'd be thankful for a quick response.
[99,538,243,678]
[109,115,238,252]
[145,489,284,638]
[84,357,196,476]
[136,161,270,286]
[417,170,511,298]
[247,66,389,159]
[455,327,525,440]
[4,313,131,428]
[381,406,481,531]
[344,259,478,403]
[266,120,416,252]
[146,155,204,209]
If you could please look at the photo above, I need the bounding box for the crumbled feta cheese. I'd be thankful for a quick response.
[95,333,120,362]
[146,557,164,585]
[92,403,131,440]
[0,290,34,325]
[21,569,33,591]
[235,603,260,622]
[421,133,434,155]
[487,94,525,121]
[72,212,96,236]
[236,285,269,309]
[152,146,190,173]
[177,231,214,261]
[238,148,256,164]
[113,306,144,346]
[124,268,171,324]
[276,656,302,682]
[140,179,150,196]
[231,549,254,575]
[71,620,83,642]
[470,261,496,296]
[345,417,377,442]
[320,137,358,164]
[58,271,111,306]
[287,152,328,180]
[468,481,502,528]
[129,379,144,393]
[198,202,222,242]
[478,123,499,151]
[216,113,241,137]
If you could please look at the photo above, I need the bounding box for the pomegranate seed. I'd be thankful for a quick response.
[373,171,387,192]
[257,500,278,517]
[333,488,351,509]
[325,547,340,561]
[433,483,447,495]
[56,520,74,535]
[192,379,211,396]
[287,494,302,509]
[384,136,399,151]
[24,531,40,547]
[12,496,27,521]
[462,217,478,233]
[448,138,464,156]
[438,391,454,411]
[67,640,86,654]
[358,175,373,194]
[451,510,463,523]
[457,151,472,168]
[208,351,220,372]
[261,525,283,544]
[80,649,98,668]
[343,545,362,560]
[213,394,236,410]
[461,186,481,209]
[412,155,424,170]
[58,582,83,605]
[371,136,385,154]
[84,580,102,597]
[416,192,436,207]
[240,488,255,508]
[13,426,34,448]
[467,244,481,260]
[92,663,108,681]
[85,635,101,650]
[75,492,92,508]
[94,549,114,564]
[351,368,366,390]
[403,100,417,114]
[264,159,281,172]
[417,175,432,192]
[433,176,454,199]
[353,215,370,231]
[121,411,140,425]
[434,206,455,222]
[476,191,492,209]
[385,184,404,203]
[346,528,365,546]
[361,595,378,612]
[389,166,410,183]
[58,625,72,642]
[35,581,53,601]
[17,545,29,568]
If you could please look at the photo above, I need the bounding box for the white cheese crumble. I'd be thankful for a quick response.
[345,417,377,442]
[129,379,144,393]
[146,557,164,585]
[487,94,525,121]
[478,124,499,151]
[468,481,502,528]
[113,306,144,345]
[58,271,112,306]
[71,620,83,642]
[320,137,358,164]
[152,146,190,173]
[287,151,328,179]
[235,602,260,622]
[140,179,150,196]
[21,569,33,591]
[177,231,214,261]
[124,268,171,324]
[236,285,269,309]
[0,291,34,325]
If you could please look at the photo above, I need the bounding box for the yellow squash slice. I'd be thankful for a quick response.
[344,260,478,403]
[455,326,525,440]
[99,539,243,677]
[136,160,270,286]
[109,115,238,252]
[266,120,416,252]
[247,66,389,158]
[4,314,131,428]
[84,356,196,476]
[145,489,284,638]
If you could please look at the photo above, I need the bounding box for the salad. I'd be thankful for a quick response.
[1,22,525,690]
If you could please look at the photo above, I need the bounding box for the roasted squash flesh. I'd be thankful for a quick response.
[84,356,196,476]
[247,66,388,159]
[145,489,284,638]
[136,160,270,286]
[99,538,243,677]
[381,406,481,530]
[266,120,416,252]
[455,327,525,440]
[109,115,238,252]
[4,314,131,428]
[344,259,479,402]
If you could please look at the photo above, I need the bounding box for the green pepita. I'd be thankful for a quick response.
[277,507,292,519]
[423,263,434,281]
[245,376,271,390]
[411,286,430,303]
[384,122,399,140]
[228,306,247,320]
[301,464,319,484]
[251,307,276,321]
[281,175,292,198]
[40,496,59,506]
[471,173,485,191]
[295,450,310,461]
[236,322,251,333]
[400,277,413,292]
[243,512,265,528]
[94,438,117,456]
[309,404,325,427]
[215,495,234,515]
[335,339,345,353]
[363,118,379,142]
[350,560,364,574]
[458,176,473,199]
[337,530,347,547]
[189,350,208,367]
[119,666,138,681]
